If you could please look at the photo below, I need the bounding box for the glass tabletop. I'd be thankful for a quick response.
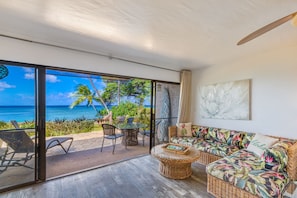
[115,123,147,130]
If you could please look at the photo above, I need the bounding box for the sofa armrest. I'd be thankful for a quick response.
[287,141,297,180]
[168,126,177,142]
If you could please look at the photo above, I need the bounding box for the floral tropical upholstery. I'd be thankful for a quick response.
[171,125,250,157]
[207,149,291,198]
[170,136,197,146]
[193,139,240,157]
[171,125,297,198]
[261,140,296,172]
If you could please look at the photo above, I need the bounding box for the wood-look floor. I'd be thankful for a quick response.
[0,155,214,198]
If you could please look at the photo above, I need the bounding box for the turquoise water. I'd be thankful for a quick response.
[0,106,104,122]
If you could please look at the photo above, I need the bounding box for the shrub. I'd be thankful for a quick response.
[137,107,151,130]
[21,120,35,128]
[0,121,8,129]
[46,119,94,137]
[99,102,139,120]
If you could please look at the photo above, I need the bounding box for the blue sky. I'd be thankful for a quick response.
[0,65,105,106]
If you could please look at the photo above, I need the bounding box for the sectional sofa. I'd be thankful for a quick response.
[168,125,297,198]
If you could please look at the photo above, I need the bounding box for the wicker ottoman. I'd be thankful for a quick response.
[151,144,200,179]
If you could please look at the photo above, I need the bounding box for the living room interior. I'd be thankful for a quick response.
[1,1,297,197]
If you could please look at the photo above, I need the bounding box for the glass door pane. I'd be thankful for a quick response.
[0,64,36,191]
[45,69,152,178]
[153,82,180,146]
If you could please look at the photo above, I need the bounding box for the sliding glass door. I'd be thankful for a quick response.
[0,64,38,191]
[0,62,174,191]
[151,81,180,147]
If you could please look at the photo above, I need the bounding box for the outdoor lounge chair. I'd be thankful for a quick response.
[0,129,35,174]
[10,120,73,154]
[0,129,74,174]
[45,137,73,153]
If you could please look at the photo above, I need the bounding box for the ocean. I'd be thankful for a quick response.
[0,105,104,122]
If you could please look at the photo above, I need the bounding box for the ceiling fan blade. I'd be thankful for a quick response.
[237,12,297,45]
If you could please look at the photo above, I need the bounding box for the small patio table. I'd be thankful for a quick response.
[115,123,146,148]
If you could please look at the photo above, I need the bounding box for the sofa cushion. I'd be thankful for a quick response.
[215,129,231,143]
[228,150,265,170]
[261,140,296,172]
[192,125,208,138]
[207,153,290,198]
[246,133,278,157]
[262,146,287,172]
[193,140,240,157]
[176,122,192,137]
[205,127,220,140]
[240,132,255,149]
[273,139,297,150]
[227,131,244,147]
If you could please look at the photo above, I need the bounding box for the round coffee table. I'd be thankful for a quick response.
[151,144,200,179]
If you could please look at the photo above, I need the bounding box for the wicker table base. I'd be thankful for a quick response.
[151,144,200,179]
[159,161,192,179]
[121,129,138,146]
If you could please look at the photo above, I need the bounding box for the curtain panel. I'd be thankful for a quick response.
[177,70,192,123]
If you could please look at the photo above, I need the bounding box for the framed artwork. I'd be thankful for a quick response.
[200,79,251,120]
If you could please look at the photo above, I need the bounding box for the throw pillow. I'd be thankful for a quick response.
[192,126,208,138]
[262,145,288,172]
[246,133,278,157]
[176,122,192,137]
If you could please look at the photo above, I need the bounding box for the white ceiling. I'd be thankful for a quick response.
[0,0,296,71]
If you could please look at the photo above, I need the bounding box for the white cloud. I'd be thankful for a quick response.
[46,74,60,83]
[46,92,73,105]
[0,81,16,91]
[16,93,34,101]
[24,73,60,83]
[23,67,34,73]
[68,92,75,98]
[24,73,35,79]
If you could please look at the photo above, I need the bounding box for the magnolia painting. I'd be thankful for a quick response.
[200,79,251,120]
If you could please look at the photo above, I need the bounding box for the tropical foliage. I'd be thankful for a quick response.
[99,102,138,120]
[46,117,94,137]
[100,79,151,106]
[120,79,151,106]
[101,81,120,105]
[0,121,8,129]
[70,84,100,112]
[71,78,151,121]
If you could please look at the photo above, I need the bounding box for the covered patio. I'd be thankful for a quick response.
[0,130,150,189]
[46,130,150,178]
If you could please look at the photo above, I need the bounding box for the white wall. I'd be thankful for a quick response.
[0,36,180,82]
[191,44,297,139]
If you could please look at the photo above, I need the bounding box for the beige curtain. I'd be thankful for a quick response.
[177,70,192,123]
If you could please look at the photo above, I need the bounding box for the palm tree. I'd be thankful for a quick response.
[70,84,98,111]
[70,81,111,115]
[88,77,110,113]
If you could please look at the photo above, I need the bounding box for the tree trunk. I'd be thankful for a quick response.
[88,77,110,113]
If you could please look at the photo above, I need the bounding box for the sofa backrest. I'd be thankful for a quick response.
[192,125,254,148]
[266,136,297,180]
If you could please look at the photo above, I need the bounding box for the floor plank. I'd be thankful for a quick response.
[1,155,214,198]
